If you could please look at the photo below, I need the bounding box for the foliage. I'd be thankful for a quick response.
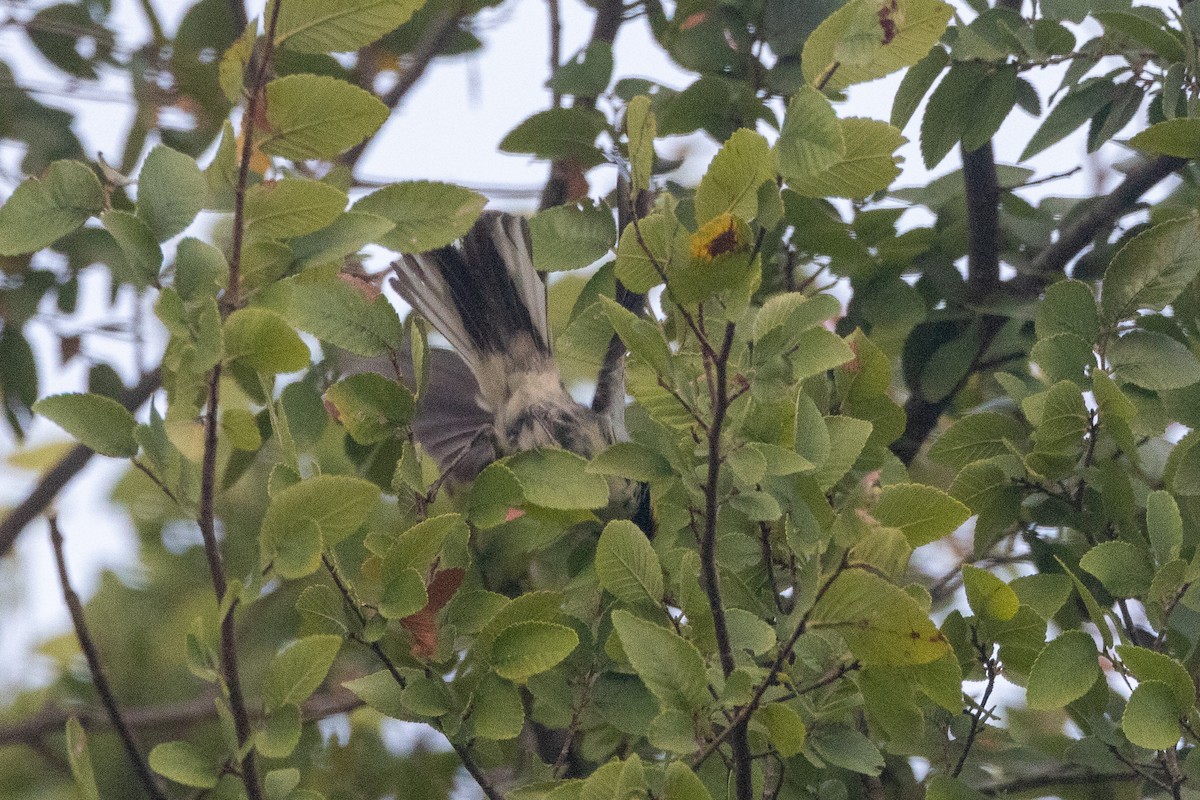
[3,0,1200,799]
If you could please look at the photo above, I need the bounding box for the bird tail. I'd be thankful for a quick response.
[390,211,553,413]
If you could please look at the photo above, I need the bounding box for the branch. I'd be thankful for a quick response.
[1026,154,1187,278]
[547,0,563,107]
[340,11,464,171]
[976,768,1139,796]
[49,516,167,800]
[961,142,1001,303]
[196,8,285,799]
[539,0,624,208]
[698,322,752,800]
[0,368,161,558]
[321,556,507,800]
[0,690,363,749]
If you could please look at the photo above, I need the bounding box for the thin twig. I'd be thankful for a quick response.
[951,631,998,778]
[131,459,180,506]
[691,558,850,770]
[546,0,562,107]
[320,555,506,800]
[49,516,168,800]
[0,369,161,558]
[0,690,363,748]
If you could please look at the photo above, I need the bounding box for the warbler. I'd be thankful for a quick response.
[390,211,644,523]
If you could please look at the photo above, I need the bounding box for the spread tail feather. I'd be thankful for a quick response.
[390,212,550,409]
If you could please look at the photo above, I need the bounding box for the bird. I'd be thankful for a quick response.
[389,210,645,523]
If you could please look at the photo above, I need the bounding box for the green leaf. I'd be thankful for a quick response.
[599,294,672,375]
[102,209,163,286]
[503,449,610,510]
[1122,680,1183,750]
[694,128,776,225]
[65,718,100,800]
[264,635,342,713]
[1031,333,1094,385]
[380,566,426,619]
[473,673,525,740]
[813,415,872,490]
[548,41,614,96]
[343,670,412,719]
[920,62,987,168]
[290,211,394,270]
[788,118,905,200]
[1108,331,1200,391]
[1037,279,1100,342]
[385,514,468,577]
[1130,118,1200,158]
[1021,80,1113,161]
[149,741,218,788]
[809,568,950,665]
[1094,11,1186,63]
[273,0,425,53]
[324,372,414,444]
[625,95,656,193]
[223,307,309,373]
[286,275,403,356]
[529,201,615,271]
[961,65,1018,152]
[260,475,382,578]
[260,75,389,160]
[0,160,103,256]
[925,775,988,800]
[1030,381,1088,453]
[596,519,663,606]
[499,107,608,166]
[137,145,207,241]
[257,703,302,758]
[175,237,228,301]
[874,483,971,547]
[1026,630,1099,710]
[801,0,954,91]
[755,704,807,757]
[808,724,885,776]
[34,393,138,457]
[491,621,579,682]
[1100,217,1200,324]
[928,412,1025,470]
[1011,574,1073,620]
[663,761,713,800]
[246,178,348,239]
[1147,490,1183,566]
[1117,645,1195,711]
[588,442,671,482]
[614,211,689,293]
[961,564,1019,621]
[891,46,948,131]
[610,610,709,709]
[1079,540,1153,598]
[353,180,486,253]
[776,85,844,187]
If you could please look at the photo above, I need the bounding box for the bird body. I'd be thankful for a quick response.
[391,211,640,519]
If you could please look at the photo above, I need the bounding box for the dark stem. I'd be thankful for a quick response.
[196,368,263,800]
[49,516,168,800]
[228,0,284,309]
[539,0,623,208]
[320,556,506,800]
[546,0,562,107]
[691,560,851,770]
[0,690,363,748]
[961,141,1001,303]
[0,369,161,558]
[1027,155,1186,278]
[951,632,998,778]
